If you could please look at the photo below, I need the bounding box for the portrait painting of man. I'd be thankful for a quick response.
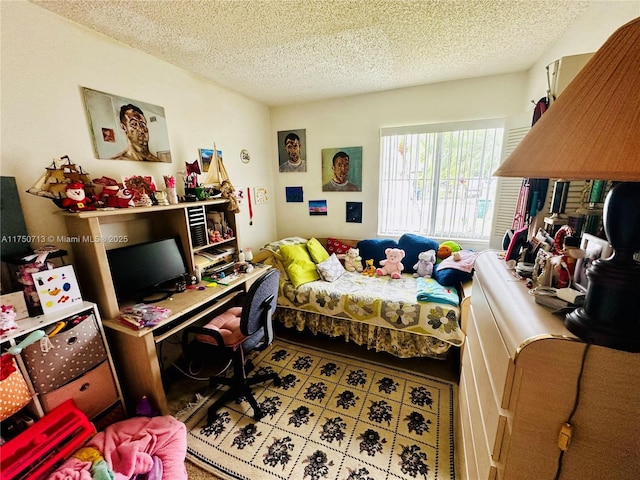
[82,87,172,162]
[321,146,362,192]
[277,129,307,172]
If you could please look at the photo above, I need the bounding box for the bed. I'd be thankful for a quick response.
[257,235,472,359]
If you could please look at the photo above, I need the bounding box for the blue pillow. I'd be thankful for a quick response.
[433,267,474,287]
[356,238,398,267]
[398,233,439,273]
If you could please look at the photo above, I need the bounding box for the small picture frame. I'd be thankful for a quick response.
[573,233,613,293]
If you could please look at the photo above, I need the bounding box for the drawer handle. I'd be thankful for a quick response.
[67,337,78,345]
[80,382,90,392]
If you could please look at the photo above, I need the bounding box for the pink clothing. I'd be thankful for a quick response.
[87,416,187,480]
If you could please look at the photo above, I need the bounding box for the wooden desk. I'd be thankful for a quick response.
[102,265,270,415]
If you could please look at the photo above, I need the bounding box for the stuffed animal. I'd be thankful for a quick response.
[344,248,363,273]
[220,180,240,213]
[413,249,436,278]
[437,240,462,263]
[362,259,376,276]
[376,248,405,279]
[61,182,96,212]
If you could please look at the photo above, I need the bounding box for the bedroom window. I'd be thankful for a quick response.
[379,120,504,241]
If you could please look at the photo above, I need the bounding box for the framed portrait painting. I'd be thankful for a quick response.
[322,147,362,192]
[81,87,172,163]
[277,129,306,172]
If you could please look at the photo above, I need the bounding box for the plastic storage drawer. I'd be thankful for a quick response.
[21,311,107,393]
[39,361,118,419]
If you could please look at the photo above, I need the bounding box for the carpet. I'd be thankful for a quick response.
[177,338,456,480]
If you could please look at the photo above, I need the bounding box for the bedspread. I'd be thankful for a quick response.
[277,272,464,347]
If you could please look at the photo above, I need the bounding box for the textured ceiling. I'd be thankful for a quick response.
[30,0,597,106]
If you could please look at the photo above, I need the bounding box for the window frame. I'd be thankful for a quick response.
[378,118,506,245]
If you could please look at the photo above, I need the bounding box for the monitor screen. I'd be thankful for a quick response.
[107,237,188,302]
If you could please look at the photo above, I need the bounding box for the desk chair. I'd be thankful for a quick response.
[182,269,280,423]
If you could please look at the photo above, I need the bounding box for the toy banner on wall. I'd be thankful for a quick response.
[32,266,83,314]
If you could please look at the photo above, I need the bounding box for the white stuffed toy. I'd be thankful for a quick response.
[413,249,436,278]
[344,248,363,273]
[376,248,405,279]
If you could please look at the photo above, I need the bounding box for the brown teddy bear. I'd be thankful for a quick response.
[220,180,240,213]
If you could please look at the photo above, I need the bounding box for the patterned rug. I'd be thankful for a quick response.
[177,338,456,480]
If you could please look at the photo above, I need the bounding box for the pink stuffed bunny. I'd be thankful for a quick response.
[376,248,405,279]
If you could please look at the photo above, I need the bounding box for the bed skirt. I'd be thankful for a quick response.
[274,307,453,360]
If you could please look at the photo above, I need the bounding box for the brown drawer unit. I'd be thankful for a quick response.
[21,311,107,393]
[39,361,118,419]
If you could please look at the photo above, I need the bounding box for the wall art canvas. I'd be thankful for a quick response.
[254,187,268,204]
[277,129,306,172]
[32,265,83,314]
[346,201,363,223]
[321,146,362,192]
[286,186,304,202]
[199,148,223,172]
[309,200,327,216]
[82,87,172,163]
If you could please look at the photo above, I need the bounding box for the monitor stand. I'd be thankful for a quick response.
[139,289,174,304]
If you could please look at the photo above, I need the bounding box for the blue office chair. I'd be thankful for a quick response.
[182,269,280,423]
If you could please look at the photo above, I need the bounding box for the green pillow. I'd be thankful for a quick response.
[279,243,320,288]
[306,237,330,264]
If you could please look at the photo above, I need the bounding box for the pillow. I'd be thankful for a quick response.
[262,237,308,254]
[326,238,353,256]
[433,267,473,287]
[398,233,440,273]
[279,243,320,288]
[306,237,330,264]
[316,254,346,282]
[356,238,398,267]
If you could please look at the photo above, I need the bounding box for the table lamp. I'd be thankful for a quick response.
[494,17,640,352]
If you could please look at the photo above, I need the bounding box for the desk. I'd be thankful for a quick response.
[102,265,270,415]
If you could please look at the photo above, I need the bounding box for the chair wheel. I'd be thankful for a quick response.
[273,376,282,387]
[253,409,264,421]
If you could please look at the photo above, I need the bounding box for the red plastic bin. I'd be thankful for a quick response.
[0,399,95,480]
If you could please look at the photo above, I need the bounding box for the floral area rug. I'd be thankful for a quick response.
[177,337,456,480]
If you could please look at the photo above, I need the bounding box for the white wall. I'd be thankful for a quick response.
[270,73,526,245]
[524,2,640,110]
[2,1,637,257]
[270,2,639,245]
[0,0,277,256]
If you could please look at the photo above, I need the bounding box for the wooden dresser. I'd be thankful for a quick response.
[456,251,640,480]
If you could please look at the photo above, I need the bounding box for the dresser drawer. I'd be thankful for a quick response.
[466,313,510,461]
[458,368,479,480]
[39,361,118,419]
[470,285,513,409]
[22,312,107,393]
[461,343,495,480]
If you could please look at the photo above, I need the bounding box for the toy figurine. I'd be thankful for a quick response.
[209,230,223,243]
[61,182,95,211]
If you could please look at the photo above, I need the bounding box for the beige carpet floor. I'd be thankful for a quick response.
[166,325,460,479]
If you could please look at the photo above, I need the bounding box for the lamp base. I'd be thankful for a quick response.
[564,182,640,353]
[564,256,640,352]
[565,305,640,352]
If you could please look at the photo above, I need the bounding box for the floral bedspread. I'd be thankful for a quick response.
[278,272,464,347]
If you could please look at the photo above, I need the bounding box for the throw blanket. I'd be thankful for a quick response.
[437,250,479,273]
[416,277,459,306]
[87,416,187,480]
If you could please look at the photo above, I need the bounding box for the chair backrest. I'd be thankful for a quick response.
[240,269,280,351]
